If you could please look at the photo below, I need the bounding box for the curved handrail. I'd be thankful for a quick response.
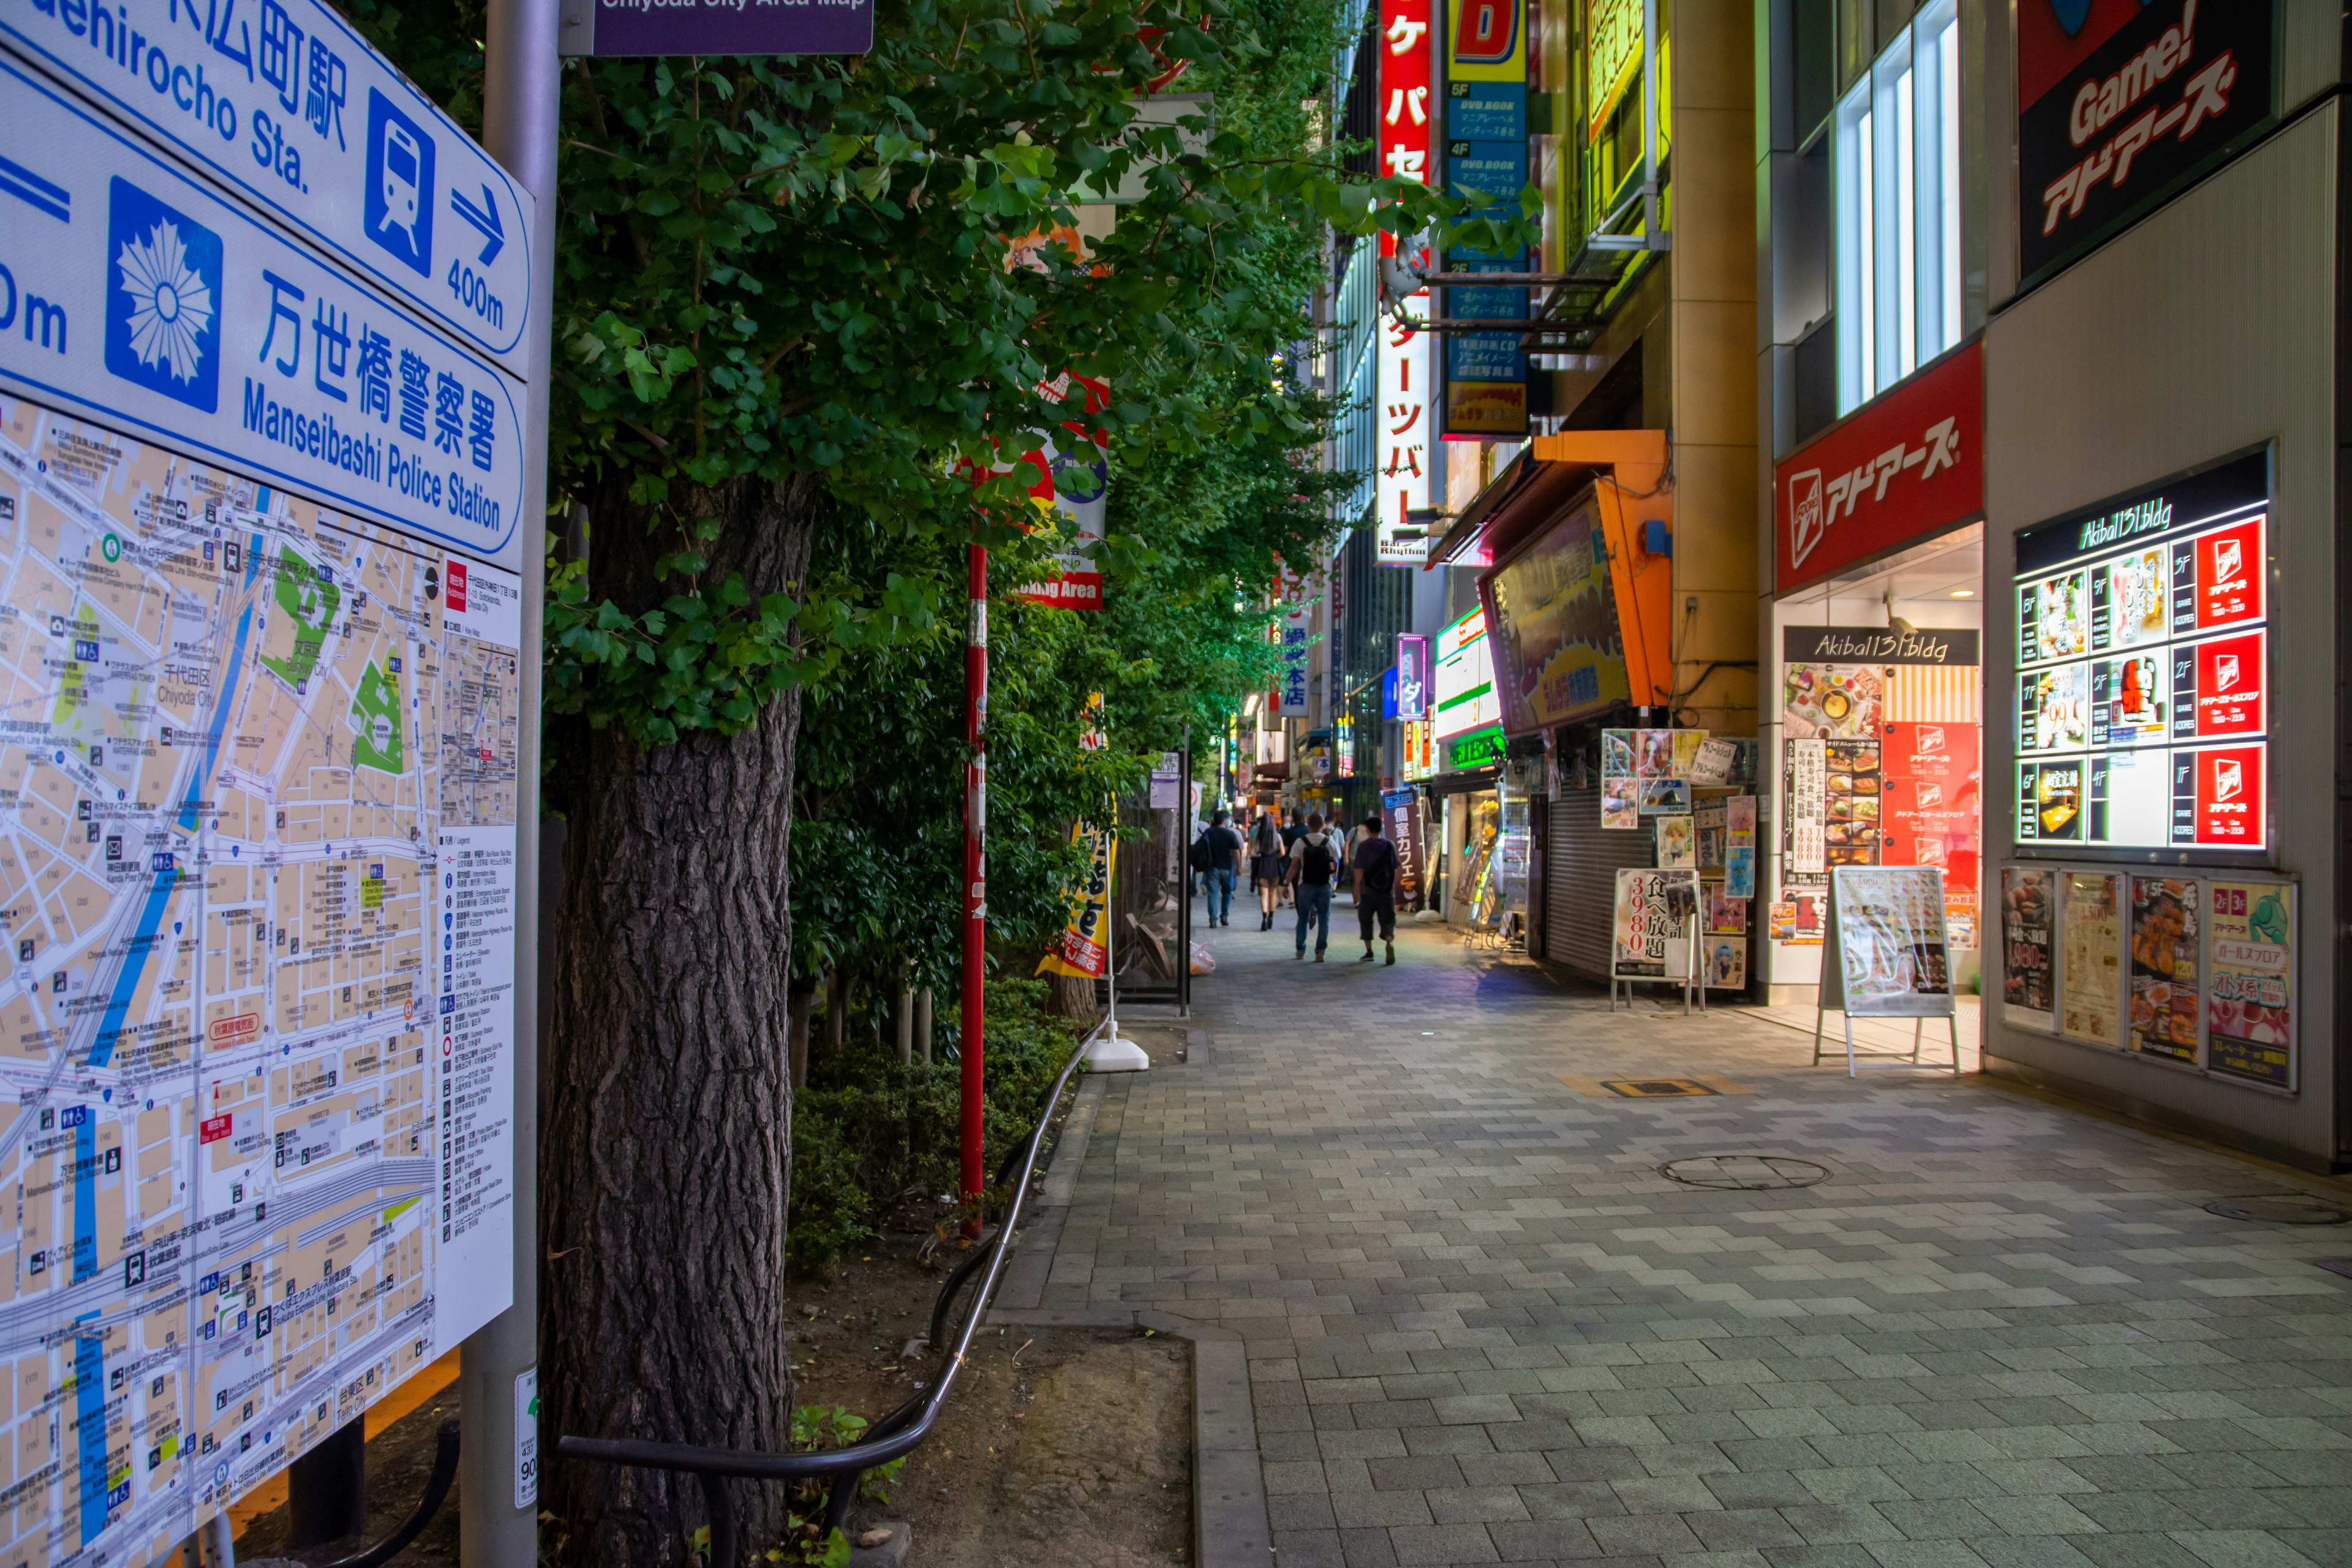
[315,1419,462,1568]
[558,1027,1096,1561]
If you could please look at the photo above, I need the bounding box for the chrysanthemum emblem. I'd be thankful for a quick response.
[116,221,216,385]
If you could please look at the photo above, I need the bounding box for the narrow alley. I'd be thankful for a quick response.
[1006,915,2352,1568]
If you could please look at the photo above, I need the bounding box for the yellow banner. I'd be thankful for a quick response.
[1036,823,1115,979]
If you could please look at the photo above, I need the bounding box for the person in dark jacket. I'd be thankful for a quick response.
[1352,814,1400,965]
[1199,809,1245,927]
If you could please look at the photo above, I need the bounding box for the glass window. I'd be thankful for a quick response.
[1833,0,1959,415]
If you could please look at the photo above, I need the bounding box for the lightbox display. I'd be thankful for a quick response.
[2012,453,2268,853]
[1433,607,1501,739]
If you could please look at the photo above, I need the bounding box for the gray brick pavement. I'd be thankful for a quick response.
[1035,914,2352,1568]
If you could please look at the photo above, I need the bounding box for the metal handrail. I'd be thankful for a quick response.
[557,1030,1095,1565]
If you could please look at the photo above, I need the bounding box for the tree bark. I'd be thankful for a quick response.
[541,472,819,1565]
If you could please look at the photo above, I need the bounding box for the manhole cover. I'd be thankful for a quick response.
[1660,1155,1831,1191]
[2204,1193,2351,1225]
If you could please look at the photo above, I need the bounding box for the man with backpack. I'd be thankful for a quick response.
[1196,809,1245,927]
[1352,814,1399,965]
[1286,812,1343,961]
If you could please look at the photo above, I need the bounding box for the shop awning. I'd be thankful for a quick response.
[1431,431,1677,722]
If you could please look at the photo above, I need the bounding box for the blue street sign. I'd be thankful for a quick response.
[0,57,526,565]
[0,0,535,374]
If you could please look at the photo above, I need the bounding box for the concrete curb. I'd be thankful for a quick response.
[987,1306,1268,1568]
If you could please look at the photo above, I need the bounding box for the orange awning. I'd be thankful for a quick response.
[1434,431,1675,717]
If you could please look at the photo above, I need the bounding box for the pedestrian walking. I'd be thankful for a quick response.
[1352,813,1399,965]
[1287,811,1343,961]
[1199,809,1245,927]
[1277,809,1305,908]
[1247,810,1286,929]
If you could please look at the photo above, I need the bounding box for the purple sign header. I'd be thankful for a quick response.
[560,0,875,56]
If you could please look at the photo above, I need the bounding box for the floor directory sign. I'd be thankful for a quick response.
[0,8,524,1560]
[0,0,535,371]
[2013,453,2269,854]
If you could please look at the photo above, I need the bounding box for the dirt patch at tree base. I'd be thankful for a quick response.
[788,1240,1193,1568]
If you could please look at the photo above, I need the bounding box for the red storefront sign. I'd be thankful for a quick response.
[1774,342,1983,594]
[2192,744,2262,846]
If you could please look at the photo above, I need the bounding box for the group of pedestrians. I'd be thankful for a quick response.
[1193,805,1400,965]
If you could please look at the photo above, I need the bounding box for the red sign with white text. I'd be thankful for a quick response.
[2190,631,2264,739]
[1774,342,1983,594]
[2193,516,2263,630]
[2192,744,2262,846]
[1380,0,1432,186]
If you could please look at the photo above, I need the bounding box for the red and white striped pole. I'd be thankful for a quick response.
[960,538,989,1221]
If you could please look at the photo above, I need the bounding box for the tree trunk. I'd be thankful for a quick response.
[1045,972,1096,1020]
[541,472,819,1565]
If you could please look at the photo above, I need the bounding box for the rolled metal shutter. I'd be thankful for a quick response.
[1544,779,1657,982]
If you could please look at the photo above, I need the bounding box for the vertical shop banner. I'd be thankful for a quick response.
[2016,0,2277,289]
[1395,633,1430,720]
[1383,788,1425,903]
[1014,374,1112,609]
[2206,880,2293,1088]
[1378,0,1434,557]
[1822,867,1953,1015]
[2127,876,2200,1061]
[1441,0,1528,438]
[1271,560,1313,714]
[2059,872,2124,1046]
[1038,824,1116,978]
[1882,722,1981,950]
[2000,867,2056,1028]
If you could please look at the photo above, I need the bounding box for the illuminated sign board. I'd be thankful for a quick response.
[1433,606,1501,739]
[2012,452,2269,854]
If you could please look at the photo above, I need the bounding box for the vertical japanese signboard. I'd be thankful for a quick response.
[1441,0,1527,437]
[0,8,526,1559]
[1378,0,1433,563]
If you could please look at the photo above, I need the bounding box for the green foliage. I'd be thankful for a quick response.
[787,977,1080,1273]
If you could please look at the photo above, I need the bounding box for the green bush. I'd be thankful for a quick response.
[787,975,1082,1275]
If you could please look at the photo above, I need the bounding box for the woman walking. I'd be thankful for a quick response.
[1248,810,1287,929]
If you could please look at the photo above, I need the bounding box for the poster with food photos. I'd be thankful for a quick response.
[2000,867,2054,1028]
[2206,880,2293,1090]
[1784,664,1883,739]
[1823,739,1883,869]
[2128,876,2201,1062]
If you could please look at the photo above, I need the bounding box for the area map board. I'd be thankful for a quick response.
[0,7,525,1561]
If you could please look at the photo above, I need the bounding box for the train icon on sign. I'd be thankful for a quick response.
[363,89,435,276]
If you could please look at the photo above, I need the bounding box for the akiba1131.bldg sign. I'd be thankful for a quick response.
[2016,0,2275,289]
[1774,341,1982,595]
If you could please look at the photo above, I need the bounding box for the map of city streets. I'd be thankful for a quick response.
[0,395,520,1566]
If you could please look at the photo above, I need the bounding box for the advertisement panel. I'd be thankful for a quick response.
[1377,0,1434,554]
[2206,880,2293,1088]
[1480,494,1630,733]
[2000,867,2056,1028]
[1773,342,1983,595]
[1433,606,1501,740]
[2013,453,2269,854]
[1395,633,1430,721]
[2016,0,2277,290]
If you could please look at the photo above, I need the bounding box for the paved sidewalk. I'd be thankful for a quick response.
[1027,906,2352,1568]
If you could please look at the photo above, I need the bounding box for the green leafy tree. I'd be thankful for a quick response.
[349,0,1532,1553]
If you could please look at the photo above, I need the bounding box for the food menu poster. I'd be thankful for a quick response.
[2058,872,2122,1047]
[2128,876,2200,1061]
[1611,868,1700,979]
[2014,454,2269,853]
[2207,880,2293,1089]
[1823,866,1953,1017]
[2000,867,2054,1028]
